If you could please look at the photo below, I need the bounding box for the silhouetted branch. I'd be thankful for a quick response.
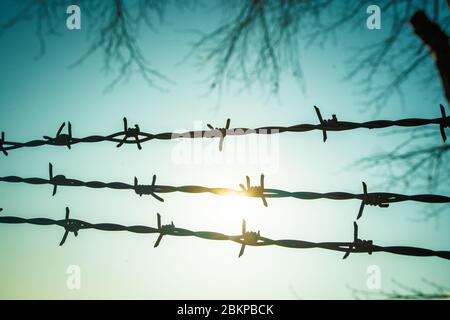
[358,130,450,190]
[0,0,176,91]
[70,0,174,91]
[0,0,65,59]
[186,0,342,94]
[186,0,450,107]
[357,106,450,219]
[345,0,450,111]
[357,106,449,210]
[349,278,450,299]
[354,5,450,203]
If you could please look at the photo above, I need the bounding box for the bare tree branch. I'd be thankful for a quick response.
[349,278,450,300]
[355,4,450,203]
[344,1,450,111]
[0,0,179,91]
[185,0,341,95]
[358,134,449,190]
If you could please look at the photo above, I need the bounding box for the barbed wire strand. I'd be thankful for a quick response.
[0,208,449,260]
[1,105,448,155]
[1,166,449,220]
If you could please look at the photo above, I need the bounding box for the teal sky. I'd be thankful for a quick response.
[0,1,449,299]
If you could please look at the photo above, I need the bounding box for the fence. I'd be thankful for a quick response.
[0,104,449,261]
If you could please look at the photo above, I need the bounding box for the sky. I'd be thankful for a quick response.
[0,0,449,299]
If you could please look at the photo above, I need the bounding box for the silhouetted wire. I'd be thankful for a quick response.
[1,105,448,155]
[1,166,449,220]
[0,208,449,260]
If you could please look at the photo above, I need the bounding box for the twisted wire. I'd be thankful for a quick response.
[1,105,448,155]
[0,208,448,260]
[1,165,449,220]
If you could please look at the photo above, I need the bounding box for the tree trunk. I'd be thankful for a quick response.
[410,10,450,106]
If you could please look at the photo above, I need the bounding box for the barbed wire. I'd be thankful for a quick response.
[1,165,449,220]
[0,105,448,155]
[0,207,449,260]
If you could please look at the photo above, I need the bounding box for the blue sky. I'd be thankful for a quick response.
[0,0,449,299]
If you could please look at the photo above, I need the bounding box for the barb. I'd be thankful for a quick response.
[1,166,449,215]
[134,174,164,202]
[357,182,389,220]
[0,131,7,156]
[206,118,231,151]
[117,117,142,150]
[49,163,67,196]
[154,213,177,248]
[43,122,72,149]
[239,174,267,207]
[342,222,373,259]
[1,106,448,155]
[314,106,339,142]
[59,207,87,246]
[239,219,261,257]
[0,208,449,260]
